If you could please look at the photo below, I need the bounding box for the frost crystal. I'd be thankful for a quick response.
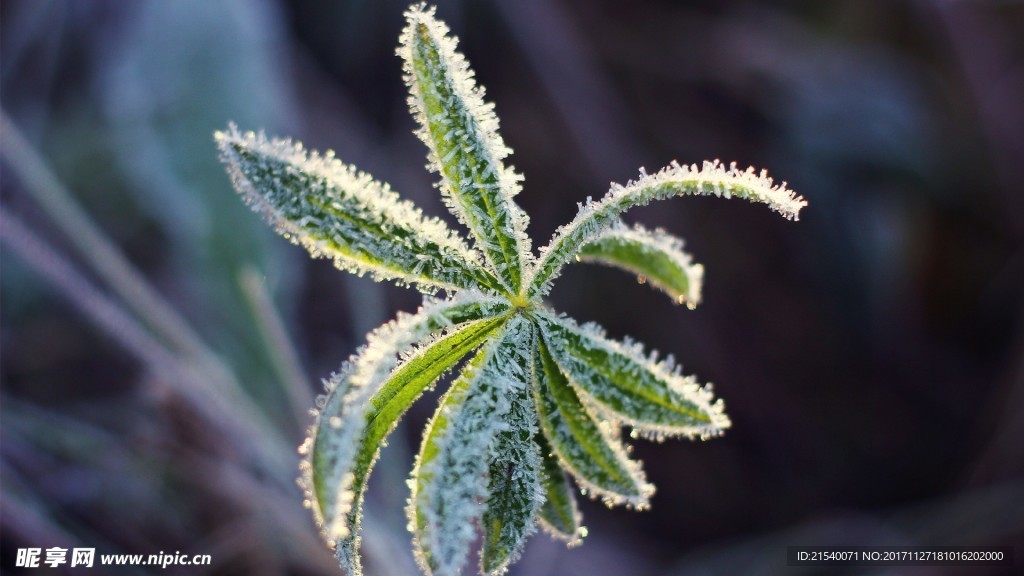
[578,221,704,308]
[216,125,502,294]
[399,4,531,293]
[217,4,805,576]
[298,292,510,561]
[409,316,535,576]
[528,160,805,298]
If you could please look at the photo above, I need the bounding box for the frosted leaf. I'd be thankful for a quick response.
[532,334,653,508]
[335,319,510,575]
[534,433,585,545]
[409,316,534,576]
[577,221,704,307]
[399,4,531,293]
[481,366,543,575]
[536,311,730,439]
[299,291,510,574]
[528,160,806,298]
[215,5,806,575]
[215,125,503,294]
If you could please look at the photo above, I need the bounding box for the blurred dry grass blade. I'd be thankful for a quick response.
[240,266,315,430]
[0,211,274,469]
[0,194,339,573]
[0,112,295,477]
[1,110,220,363]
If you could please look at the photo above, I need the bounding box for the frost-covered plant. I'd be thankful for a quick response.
[215,4,805,575]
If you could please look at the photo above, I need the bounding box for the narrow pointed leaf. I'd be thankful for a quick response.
[578,221,704,308]
[410,316,533,576]
[537,312,730,439]
[534,433,584,545]
[532,334,652,507]
[399,5,530,293]
[298,292,510,574]
[334,317,508,575]
[216,125,503,294]
[481,369,543,575]
[529,160,806,298]
[408,353,484,576]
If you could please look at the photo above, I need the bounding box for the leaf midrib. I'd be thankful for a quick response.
[414,24,522,293]
[537,337,636,489]
[545,318,711,425]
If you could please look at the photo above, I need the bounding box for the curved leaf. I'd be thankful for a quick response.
[410,316,533,576]
[216,125,503,294]
[578,221,703,308]
[532,333,652,507]
[534,433,584,545]
[528,160,806,298]
[298,292,510,574]
[335,318,508,574]
[399,5,530,293]
[537,312,730,439]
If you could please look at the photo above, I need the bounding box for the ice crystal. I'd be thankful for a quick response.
[399,4,531,293]
[578,221,704,308]
[216,4,805,576]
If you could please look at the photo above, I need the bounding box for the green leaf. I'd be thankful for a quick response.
[216,125,504,294]
[578,221,703,308]
[335,318,508,575]
[408,351,483,576]
[410,316,533,576]
[528,160,806,298]
[399,5,530,294]
[298,293,510,574]
[481,371,543,575]
[537,312,730,439]
[532,333,653,507]
[534,433,584,545]
[215,4,807,575]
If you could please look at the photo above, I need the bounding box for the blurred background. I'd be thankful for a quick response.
[2,0,1022,574]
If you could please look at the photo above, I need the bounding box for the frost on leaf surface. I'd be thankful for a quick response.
[332,317,511,575]
[537,311,731,440]
[578,221,704,308]
[529,160,806,298]
[216,125,503,294]
[410,316,535,576]
[481,350,544,575]
[218,3,806,575]
[532,334,653,508]
[299,291,510,558]
[399,4,530,293]
[534,433,584,544]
